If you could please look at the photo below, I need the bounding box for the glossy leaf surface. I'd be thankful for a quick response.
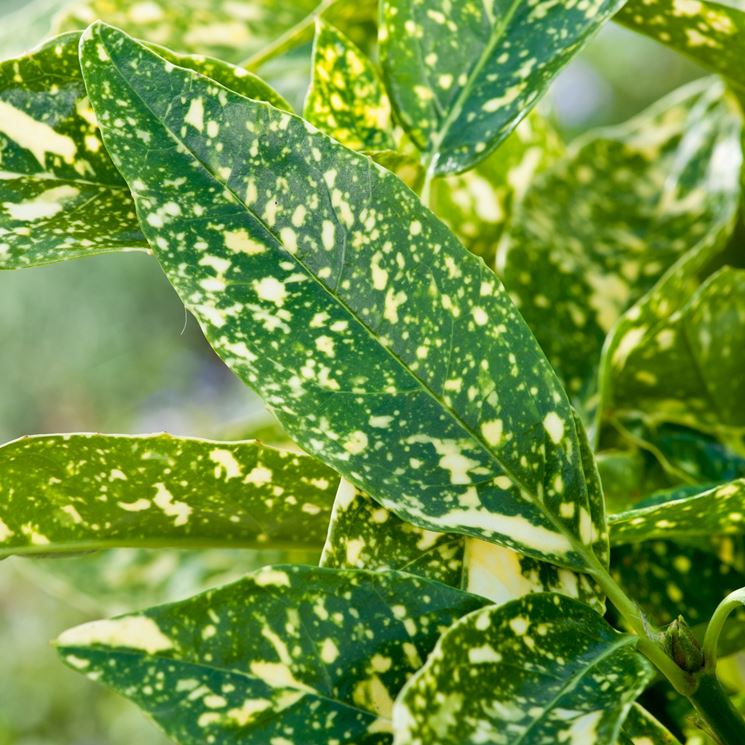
[380,0,624,174]
[58,564,488,743]
[392,593,652,745]
[80,23,607,571]
[0,434,337,557]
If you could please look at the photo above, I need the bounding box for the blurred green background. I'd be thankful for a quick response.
[0,1,707,743]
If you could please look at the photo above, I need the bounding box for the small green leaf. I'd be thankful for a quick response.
[601,267,745,436]
[0,30,289,270]
[498,78,742,409]
[618,703,682,745]
[392,593,653,745]
[80,23,607,571]
[304,19,394,151]
[320,479,605,611]
[610,479,745,544]
[57,564,488,743]
[380,0,624,175]
[0,434,337,557]
[617,0,745,91]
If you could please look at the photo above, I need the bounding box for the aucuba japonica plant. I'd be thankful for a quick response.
[3,0,745,743]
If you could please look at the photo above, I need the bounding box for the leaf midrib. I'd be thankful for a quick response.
[97,29,591,564]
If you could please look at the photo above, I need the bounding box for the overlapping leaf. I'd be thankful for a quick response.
[79,23,608,571]
[617,0,745,91]
[392,593,652,745]
[379,0,624,175]
[0,433,337,557]
[305,19,394,151]
[0,30,288,270]
[618,703,682,745]
[57,564,488,743]
[601,267,745,436]
[610,479,745,544]
[498,79,742,409]
[320,480,605,610]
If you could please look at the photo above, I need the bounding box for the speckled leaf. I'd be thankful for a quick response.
[57,564,488,743]
[430,110,563,266]
[319,479,605,611]
[618,703,682,745]
[498,78,742,410]
[304,19,394,151]
[392,593,653,745]
[617,0,745,91]
[80,23,608,572]
[0,433,337,557]
[380,0,624,175]
[0,30,289,270]
[54,0,320,63]
[610,479,745,544]
[601,267,745,437]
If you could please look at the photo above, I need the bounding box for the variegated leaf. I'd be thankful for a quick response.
[601,266,745,436]
[498,78,742,410]
[392,593,653,745]
[80,23,608,572]
[304,19,394,151]
[617,0,745,91]
[0,30,288,270]
[57,564,488,743]
[379,0,624,175]
[618,703,682,745]
[319,479,605,611]
[0,433,337,557]
[610,479,745,544]
[430,110,563,265]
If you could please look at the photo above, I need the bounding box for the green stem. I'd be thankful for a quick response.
[689,674,745,745]
[241,0,343,71]
[704,588,745,675]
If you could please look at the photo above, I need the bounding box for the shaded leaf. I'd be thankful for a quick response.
[0,30,288,270]
[0,434,337,557]
[379,0,623,175]
[618,703,682,745]
[392,593,652,745]
[320,479,605,611]
[58,564,488,743]
[80,23,607,571]
[498,79,742,409]
[610,479,745,544]
[304,19,394,151]
[617,0,745,91]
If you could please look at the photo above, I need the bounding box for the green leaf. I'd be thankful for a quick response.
[392,593,653,745]
[320,479,605,611]
[430,110,563,265]
[618,703,683,745]
[0,433,337,557]
[379,0,624,175]
[304,19,394,151]
[57,564,488,743]
[610,479,745,544]
[498,78,742,409]
[54,0,320,63]
[617,0,745,91]
[0,30,289,270]
[80,23,608,572]
[601,267,745,437]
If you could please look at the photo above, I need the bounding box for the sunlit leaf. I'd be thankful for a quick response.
[304,19,394,151]
[498,79,742,410]
[610,479,745,544]
[617,0,745,91]
[58,564,488,743]
[380,0,624,175]
[80,23,608,572]
[0,30,288,270]
[0,434,337,557]
[392,593,652,745]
